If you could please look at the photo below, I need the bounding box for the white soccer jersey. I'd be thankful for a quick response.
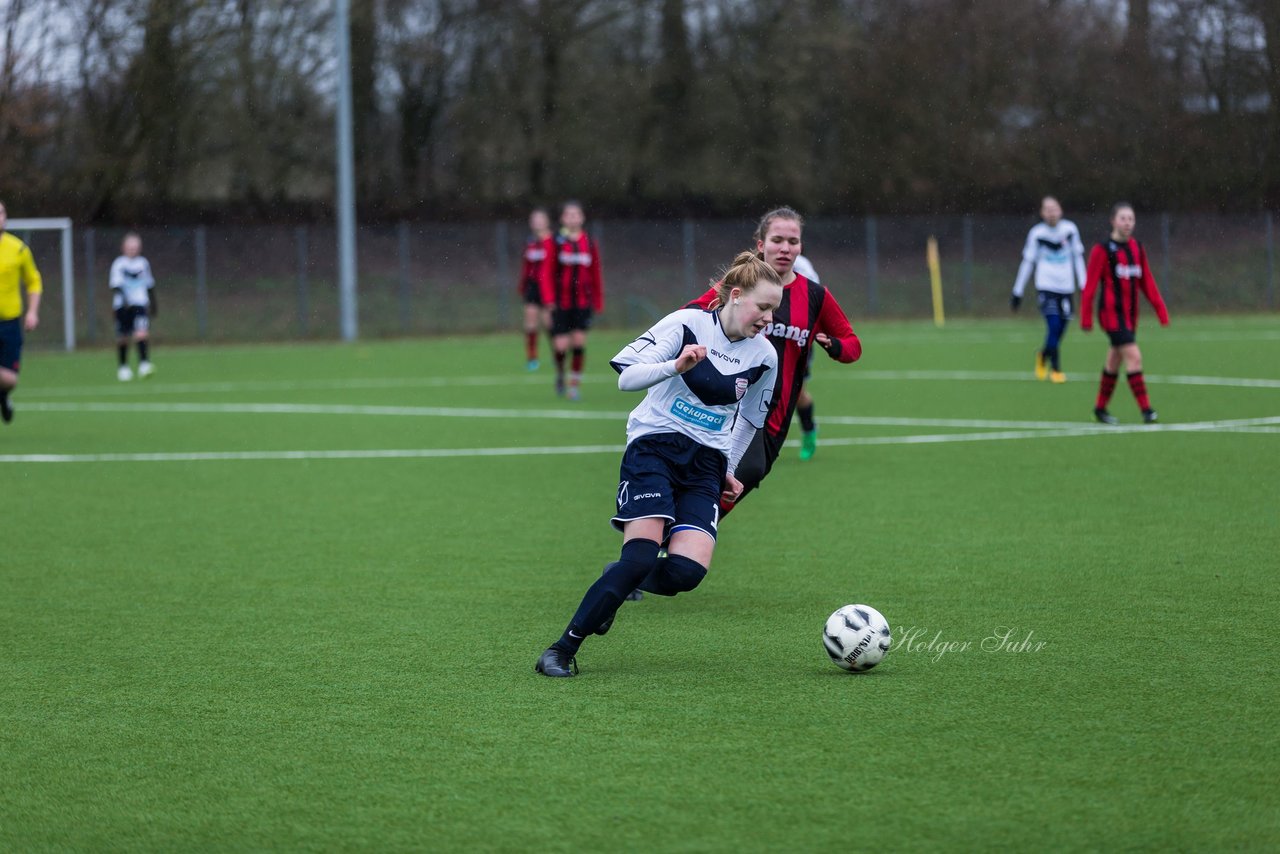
[1012,221,1086,296]
[109,256,155,309]
[610,308,777,456]
[792,255,820,283]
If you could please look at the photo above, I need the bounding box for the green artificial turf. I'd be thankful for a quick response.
[2,316,1277,851]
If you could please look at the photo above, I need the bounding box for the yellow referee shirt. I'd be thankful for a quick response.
[0,231,43,321]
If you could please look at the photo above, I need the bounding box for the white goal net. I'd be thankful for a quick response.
[8,218,76,351]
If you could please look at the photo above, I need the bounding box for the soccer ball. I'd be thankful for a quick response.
[823,604,891,672]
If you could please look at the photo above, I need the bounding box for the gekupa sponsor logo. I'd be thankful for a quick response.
[763,322,810,347]
[1114,263,1143,278]
[670,397,726,430]
[558,251,593,266]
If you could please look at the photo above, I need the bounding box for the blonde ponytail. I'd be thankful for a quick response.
[708,250,782,309]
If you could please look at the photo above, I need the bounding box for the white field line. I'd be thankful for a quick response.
[20,369,1280,400]
[2,416,1276,464]
[854,329,1280,344]
[17,400,1098,430]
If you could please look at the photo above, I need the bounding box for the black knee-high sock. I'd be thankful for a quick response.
[638,554,708,596]
[554,539,660,654]
[138,340,150,361]
[118,344,128,366]
[798,402,815,432]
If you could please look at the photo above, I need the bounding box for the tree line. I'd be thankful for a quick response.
[1,0,1277,223]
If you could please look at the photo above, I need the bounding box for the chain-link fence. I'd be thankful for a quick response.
[15,212,1278,349]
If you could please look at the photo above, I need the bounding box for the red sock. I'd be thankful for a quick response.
[1127,371,1150,411]
[1096,370,1118,409]
[571,347,584,374]
[525,331,538,361]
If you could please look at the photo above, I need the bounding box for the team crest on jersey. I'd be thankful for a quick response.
[734,377,749,400]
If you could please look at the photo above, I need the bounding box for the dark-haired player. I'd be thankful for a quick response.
[1081,203,1169,424]
[0,201,43,424]
[688,207,861,513]
[519,208,555,371]
[551,201,604,400]
[535,251,781,677]
[1010,196,1086,382]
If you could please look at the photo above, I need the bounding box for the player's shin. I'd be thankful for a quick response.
[554,539,660,653]
[1097,370,1118,409]
[1127,371,1150,411]
[570,347,585,389]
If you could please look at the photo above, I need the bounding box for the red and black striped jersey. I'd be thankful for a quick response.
[553,231,604,312]
[688,273,861,440]
[1081,237,1169,333]
[520,234,555,303]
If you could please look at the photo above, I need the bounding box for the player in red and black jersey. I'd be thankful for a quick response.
[687,207,861,513]
[1081,202,1170,425]
[519,208,555,371]
[551,201,604,400]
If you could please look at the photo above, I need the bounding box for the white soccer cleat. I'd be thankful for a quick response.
[117,365,134,382]
[138,361,155,379]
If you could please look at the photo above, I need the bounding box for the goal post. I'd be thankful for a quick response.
[8,218,75,351]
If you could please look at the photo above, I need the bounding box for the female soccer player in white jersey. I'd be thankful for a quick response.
[110,232,158,381]
[535,252,782,677]
[1010,196,1086,382]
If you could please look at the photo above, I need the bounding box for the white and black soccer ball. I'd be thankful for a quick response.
[823,604,891,672]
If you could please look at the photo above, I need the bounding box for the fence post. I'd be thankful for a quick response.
[195,226,208,340]
[496,220,511,328]
[1160,212,1171,301]
[1266,211,1275,310]
[865,215,879,315]
[962,214,973,313]
[295,225,309,336]
[398,220,411,333]
[682,218,696,295]
[84,227,96,341]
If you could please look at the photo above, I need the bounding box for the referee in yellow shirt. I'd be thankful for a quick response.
[0,201,43,424]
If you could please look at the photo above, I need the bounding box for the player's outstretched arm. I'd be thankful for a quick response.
[814,289,861,362]
[1012,229,1036,301]
[1080,246,1105,331]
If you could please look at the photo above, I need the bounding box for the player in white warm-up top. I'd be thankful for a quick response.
[1010,197,1086,382]
[110,232,158,381]
[535,251,781,678]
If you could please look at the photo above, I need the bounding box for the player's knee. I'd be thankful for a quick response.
[663,554,707,593]
[607,538,661,592]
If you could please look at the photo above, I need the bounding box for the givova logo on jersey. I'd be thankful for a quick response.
[763,322,810,347]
